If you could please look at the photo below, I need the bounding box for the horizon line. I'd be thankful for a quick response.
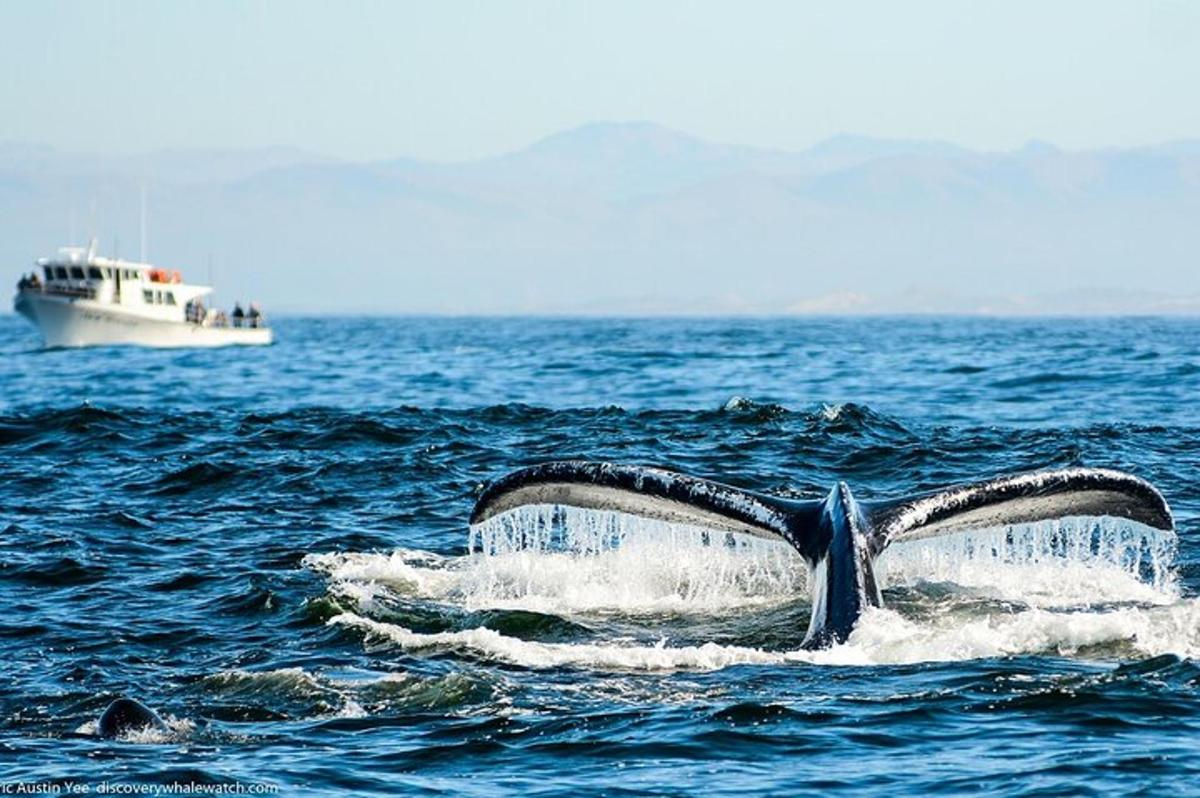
[4,309,1199,320]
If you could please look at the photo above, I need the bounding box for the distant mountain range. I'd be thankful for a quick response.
[2,122,1198,314]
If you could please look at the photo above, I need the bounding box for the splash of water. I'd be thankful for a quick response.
[877,516,1178,606]
[313,507,1193,671]
[463,504,806,613]
[307,506,805,615]
[73,715,195,743]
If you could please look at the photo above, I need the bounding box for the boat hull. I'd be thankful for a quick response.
[14,292,273,349]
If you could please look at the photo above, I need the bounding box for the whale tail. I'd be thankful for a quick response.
[469,462,1173,648]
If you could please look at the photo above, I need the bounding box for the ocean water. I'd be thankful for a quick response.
[1,315,1198,795]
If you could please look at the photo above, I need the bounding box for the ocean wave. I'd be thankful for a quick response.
[2,556,108,587]
[0,403,134,446]
[199,666,494,719]
[137,460,241,495]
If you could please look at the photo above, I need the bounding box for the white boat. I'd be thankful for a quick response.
[13,242,273,348]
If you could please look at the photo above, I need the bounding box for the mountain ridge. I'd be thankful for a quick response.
[2,122,1197,314]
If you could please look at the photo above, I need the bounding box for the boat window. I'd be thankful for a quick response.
[55,267,68,279]
[164,291,176,305]
[70,267,85,279]
[143,289,154,303]
[44,266,53,281]
[87,267,103,280]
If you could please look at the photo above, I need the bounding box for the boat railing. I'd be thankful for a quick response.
[196,310,269,330]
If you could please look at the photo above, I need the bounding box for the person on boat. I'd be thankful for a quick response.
[232,303,244,328]
[248,303,262,329]
[185,299,205,324]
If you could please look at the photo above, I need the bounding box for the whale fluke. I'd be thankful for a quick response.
[470,462,1174,648]
[865,468,1173,551]
[97,697,169,738]
[470,461,825,553]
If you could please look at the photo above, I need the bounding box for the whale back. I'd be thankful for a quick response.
[97,697,169,738]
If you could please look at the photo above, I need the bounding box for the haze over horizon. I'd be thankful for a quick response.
[2,2,1198,314]
[8,119,1199,168]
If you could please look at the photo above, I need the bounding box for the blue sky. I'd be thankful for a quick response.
[3,0,1199,161]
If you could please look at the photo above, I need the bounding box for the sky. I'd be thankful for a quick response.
[3,0,1200,162]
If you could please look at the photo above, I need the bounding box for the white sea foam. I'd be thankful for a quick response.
[331,611,784,670]
[817,601,1200,665]
[119,716,195,744]
[820,403,846,421]
[331,598,1200,671]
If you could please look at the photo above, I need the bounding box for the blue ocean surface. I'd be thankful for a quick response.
[1,315,1198,795]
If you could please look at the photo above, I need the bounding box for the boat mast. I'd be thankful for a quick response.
[139,183,147,265]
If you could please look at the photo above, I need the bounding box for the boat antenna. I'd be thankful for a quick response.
[139,182,147,264]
